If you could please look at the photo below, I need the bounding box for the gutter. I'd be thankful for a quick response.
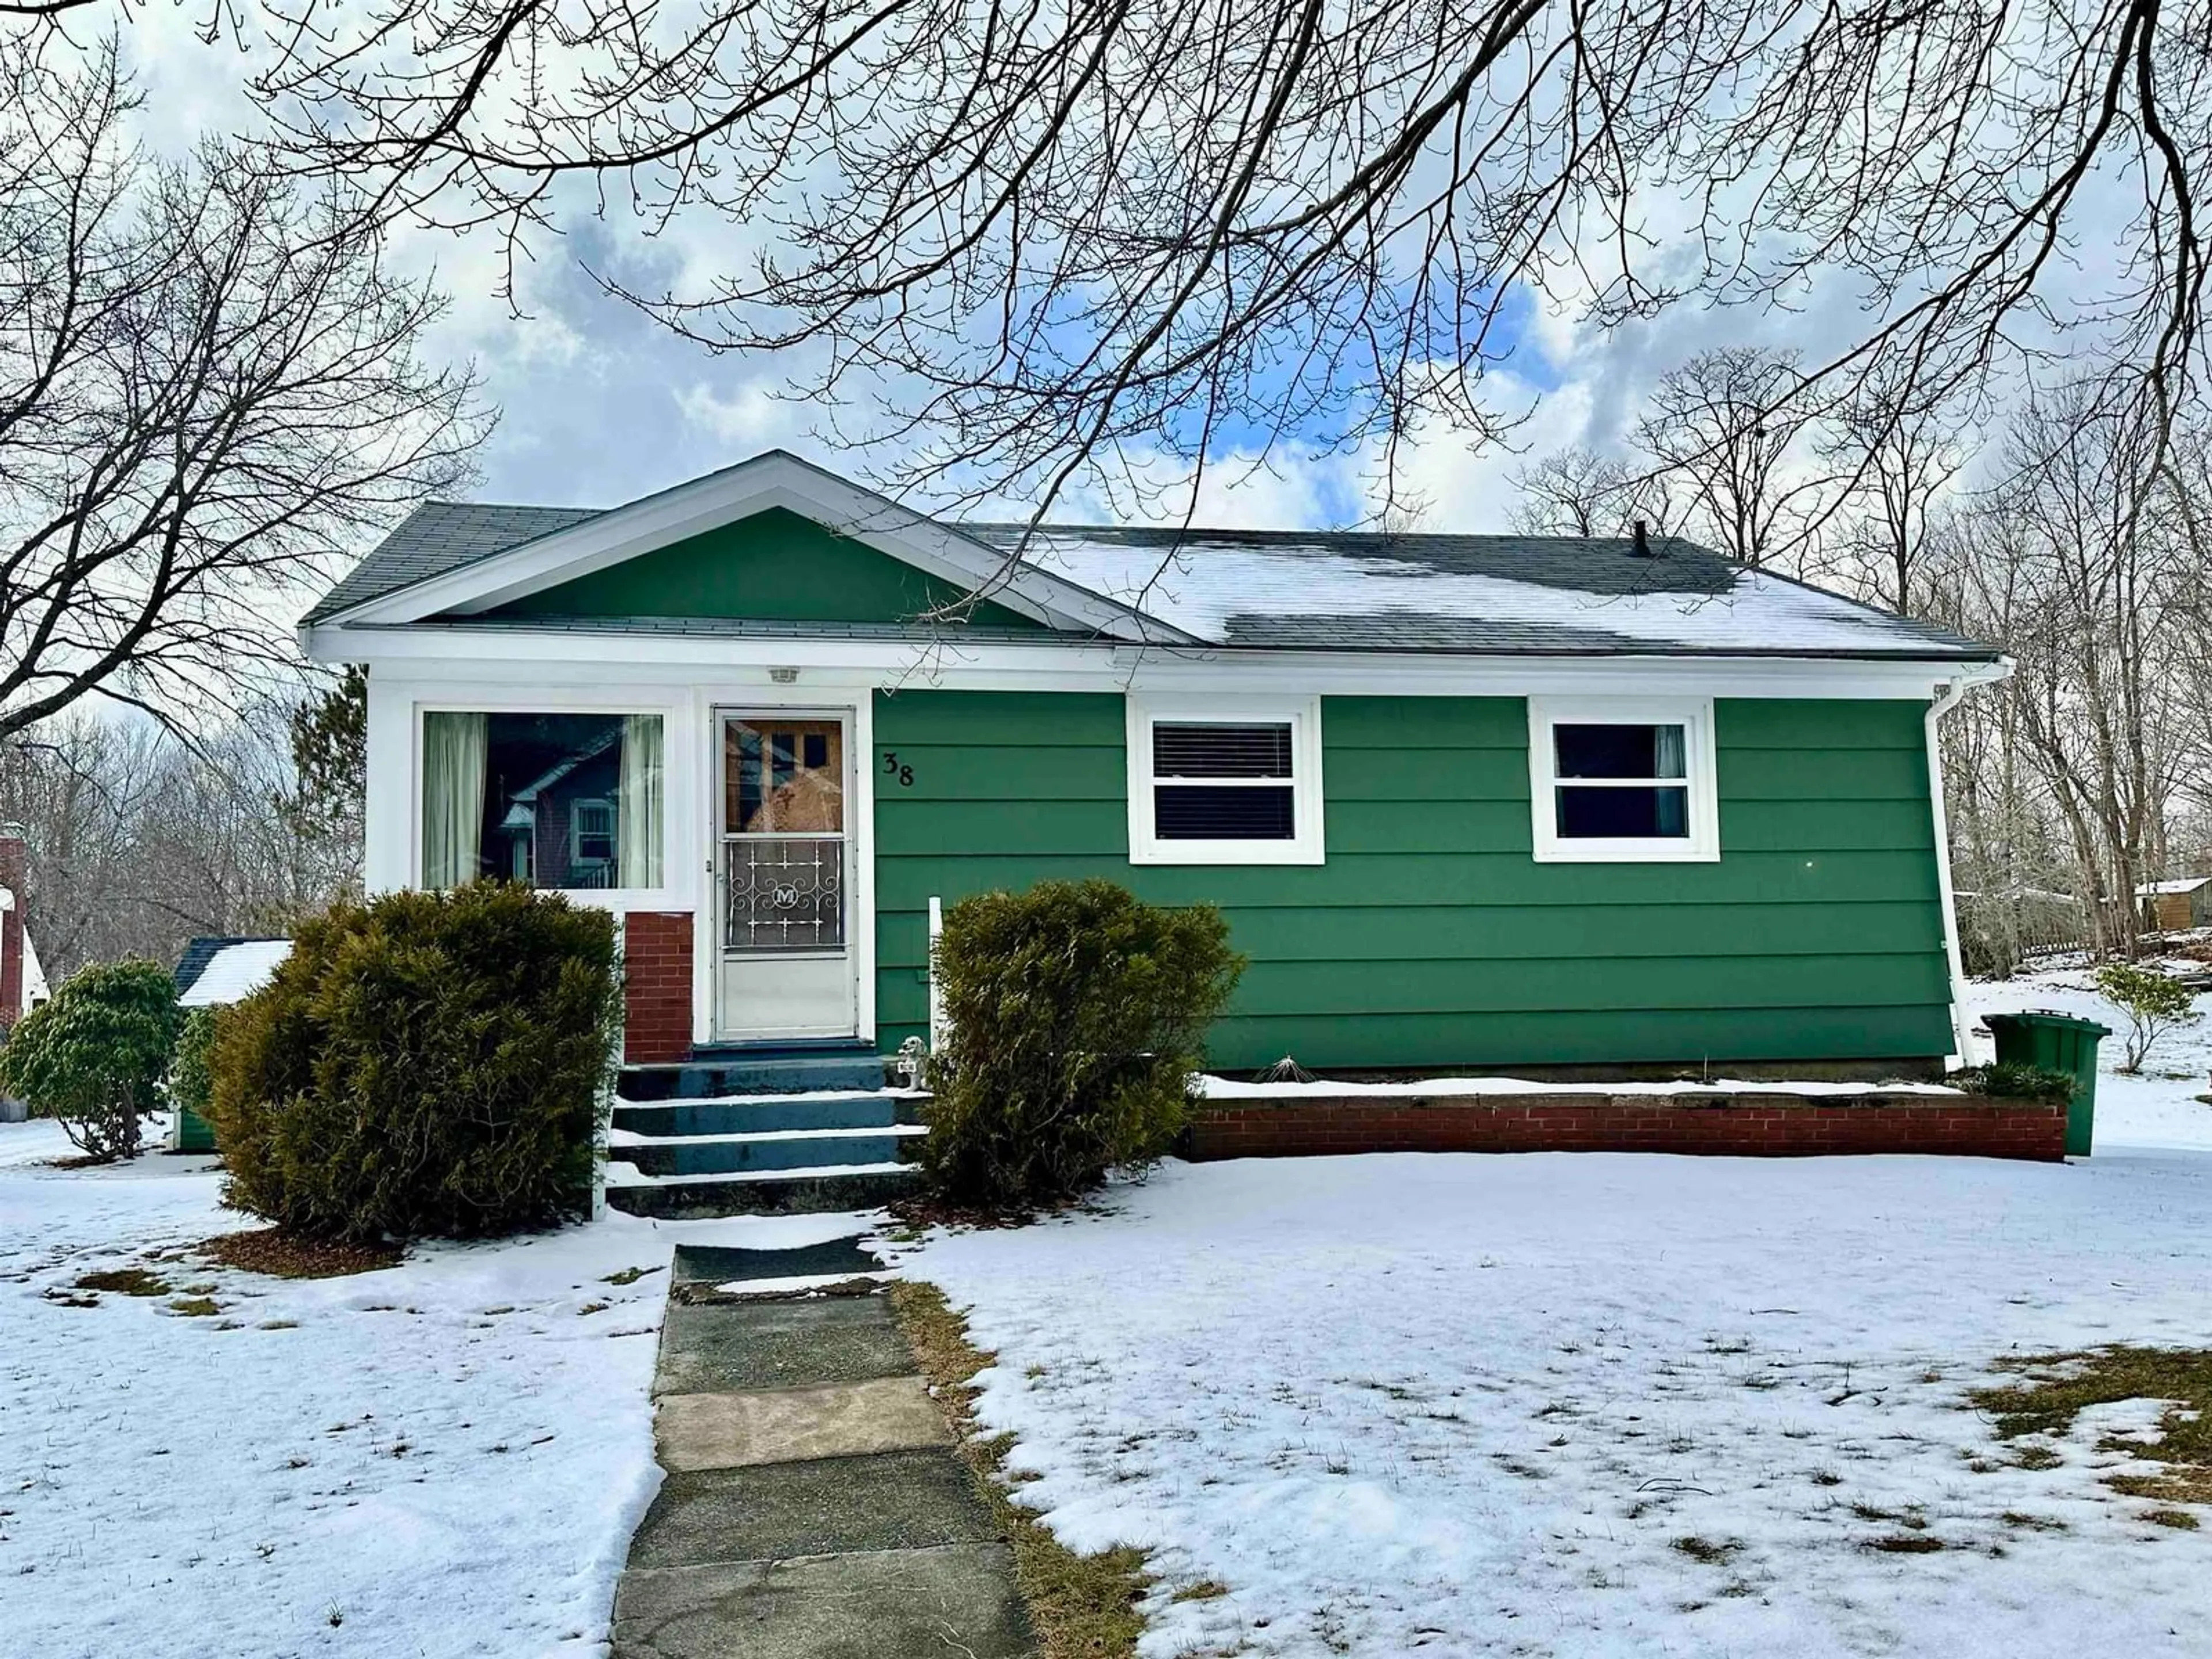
[1925,658,2014,1066]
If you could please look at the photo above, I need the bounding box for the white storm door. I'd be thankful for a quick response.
[713,710,859,1041]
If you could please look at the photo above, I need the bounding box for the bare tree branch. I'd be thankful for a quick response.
[0,35,492,745]
[223,0,2212,516]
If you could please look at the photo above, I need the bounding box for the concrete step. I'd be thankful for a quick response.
[621,1048,889,1100]
[604,1161,921,1219]
[612,1090,926,1138]
[611,1123,927,1177]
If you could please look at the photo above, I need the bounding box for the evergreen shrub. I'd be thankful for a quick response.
[207,882,619,1241]
[922,878,1244,1210]
[0,959,180,1162]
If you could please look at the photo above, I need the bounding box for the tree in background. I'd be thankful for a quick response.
[279,667,368,892]
[209,1,2212,518]
[0,688,365,976]
[1818,378,1970,616]
[0,37,486,744]
[1508,446,1675,540]
[1631,348,1832,570]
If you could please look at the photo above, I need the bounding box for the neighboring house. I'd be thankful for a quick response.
[170,937,293,1151]
[2136,877,2212,933]
[300,450,2008,1082]
[1,828,49,1033]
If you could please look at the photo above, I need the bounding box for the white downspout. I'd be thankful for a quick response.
[1925,662,2011,1067]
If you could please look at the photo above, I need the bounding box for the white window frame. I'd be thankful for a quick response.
[1528,695,1719,863]
[1126,695,1325,866]
[412,698,679,905]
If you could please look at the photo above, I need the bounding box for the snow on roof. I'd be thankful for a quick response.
[310,480,1997,662]
[971,525,1991,659]
[2136,878,2212,896]
[178,939,293,1007]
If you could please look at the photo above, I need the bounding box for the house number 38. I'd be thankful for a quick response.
[882,753,915,787]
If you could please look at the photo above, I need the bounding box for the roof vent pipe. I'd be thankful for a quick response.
[1631,520,1652,558]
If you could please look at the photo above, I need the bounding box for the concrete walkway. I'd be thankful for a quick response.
[611,1240,1037,1659]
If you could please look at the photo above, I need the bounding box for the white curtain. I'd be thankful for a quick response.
[1652,723,1687,779]
[421,712,488,888]
[617,713,665,888]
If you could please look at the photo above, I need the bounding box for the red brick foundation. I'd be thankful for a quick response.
[1186,1092,2066,1162]
[623,911,694,1065]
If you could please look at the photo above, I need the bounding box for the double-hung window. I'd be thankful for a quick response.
[1528,696,1718,862]
[1126,696,1325,865]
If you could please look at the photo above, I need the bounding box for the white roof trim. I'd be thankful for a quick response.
[302,619,2005,702]
[324,451,1194,645]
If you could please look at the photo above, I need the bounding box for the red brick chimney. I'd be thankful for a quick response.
[0,828,26,1032]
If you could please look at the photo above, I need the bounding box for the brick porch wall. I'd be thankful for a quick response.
[623,911,694,1065]
[1186,1092,2067,1163]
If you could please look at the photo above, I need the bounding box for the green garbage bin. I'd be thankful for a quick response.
[1983,1010,2111,1157]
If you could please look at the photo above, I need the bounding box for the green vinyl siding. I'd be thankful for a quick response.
[486,507,1043,627]
[872,690,1955,1071]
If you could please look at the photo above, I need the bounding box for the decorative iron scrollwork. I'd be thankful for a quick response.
[724,836,844,951]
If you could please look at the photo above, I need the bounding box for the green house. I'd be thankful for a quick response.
[302,450,2006,1084]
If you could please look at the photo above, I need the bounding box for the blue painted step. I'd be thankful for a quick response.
[611,1091,914,1137]
[604,1166,918,1220]
[620,1045,888,1099]
[615,1127,923,1177]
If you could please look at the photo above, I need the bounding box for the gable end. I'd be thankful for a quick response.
[477,507,1046,630]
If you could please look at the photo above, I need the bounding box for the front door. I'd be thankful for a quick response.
[713,710,858,1041]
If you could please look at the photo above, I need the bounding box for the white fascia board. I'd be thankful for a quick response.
[325,452,1190,645]
[306,620,1998,702]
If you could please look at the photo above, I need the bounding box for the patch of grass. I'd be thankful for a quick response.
[75,1267,171,1297]
[2011,1444,2066,1471]
[601,1266,660,1286]
[197,1228,401,1280]
[167,1297,222,1317]
[1169,1580,1230,1604]
[891,1281,1151,1659]
[1670,1536,1743,1565]
[1864,1535,1946,1554]
[2108,1468,2212,1504]
[1972,1346,2212,1509]
[2142,1507,2200,1530]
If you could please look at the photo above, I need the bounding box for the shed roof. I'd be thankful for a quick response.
[176,938,293,1007]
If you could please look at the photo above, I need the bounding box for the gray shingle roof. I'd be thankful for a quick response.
[959,524,1743,597]
[305,495,1998,662]
[303,501,605,623]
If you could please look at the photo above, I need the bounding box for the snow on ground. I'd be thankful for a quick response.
[1965,956,2212,1150]
[0,1119,869,1659]
[900,1145,2212,1655]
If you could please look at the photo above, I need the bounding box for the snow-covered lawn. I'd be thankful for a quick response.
[898,978,2212,1657]
[0,1119,859,1659]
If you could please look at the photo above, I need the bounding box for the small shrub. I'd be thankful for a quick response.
[2093,961,2200,1072]
[922,878,1244,1210]
[0,959,181,1162]
[206,882,620,1243]
[1950,1062,2080,1100]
